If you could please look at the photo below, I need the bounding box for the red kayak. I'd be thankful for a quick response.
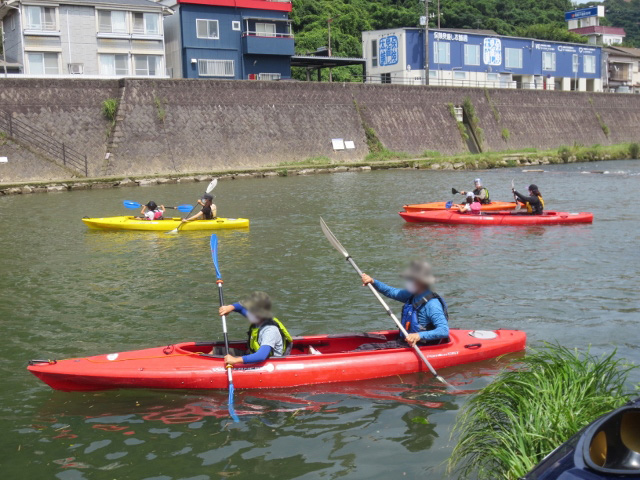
[403,201,519,212]
[27,329,526,392]
[399,210,593,226]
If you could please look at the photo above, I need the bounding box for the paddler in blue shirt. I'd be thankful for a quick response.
[361,260,449,347]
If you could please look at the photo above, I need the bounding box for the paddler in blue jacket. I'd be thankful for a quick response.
[361,260,449,347]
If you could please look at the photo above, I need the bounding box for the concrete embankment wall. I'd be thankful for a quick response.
[1,79,640,183]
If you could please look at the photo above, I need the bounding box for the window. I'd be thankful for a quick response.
[381,72,391,84]
[371,39,378,67]
[27,52,59,74]
[198,59,234,77]
[429,70,437,78]
[464,44,480,66]
[433,42,450,64]
[134,55,161,76]
[255,23,276,37]
[232,21,241,31]
[196,19,219,39]
[454,71,466,80]
[583,55,596,74]
[98,10,127,34]
[487,73,499,82]
[505,48,522,69]
[542,51,556,71]
[99,54,129,75]
[25,6,56,31]
[258,73,281,80]
[133,13,159,35]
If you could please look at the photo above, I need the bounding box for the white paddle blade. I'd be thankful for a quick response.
[166,227,179,234]
[320,217,349,258]
[206,179,218,193]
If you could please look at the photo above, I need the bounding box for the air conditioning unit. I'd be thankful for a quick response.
[68,63,84,74]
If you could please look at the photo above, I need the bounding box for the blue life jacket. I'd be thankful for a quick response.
[400,292,449,337]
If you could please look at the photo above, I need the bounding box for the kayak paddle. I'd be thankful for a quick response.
[123,201,193,213]
[319,217,453,389]
[210,234,239,423]
[166,179,218,234]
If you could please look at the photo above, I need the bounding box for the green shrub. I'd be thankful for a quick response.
[364,126,384,153]
[101,98,119,123]
[154,97,167,122]
[630,142,640,159]
[501,128,510,141]
[462,97,484,147]
[558,145,571,162]
[448,344,635,480]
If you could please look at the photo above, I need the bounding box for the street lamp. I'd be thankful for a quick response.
[327,14,343,83]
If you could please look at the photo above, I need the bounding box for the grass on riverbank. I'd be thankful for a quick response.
[448,344,637,480]
[273,143,640,171]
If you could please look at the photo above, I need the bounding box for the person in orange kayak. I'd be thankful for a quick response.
[181,193,216,224]
[457,192,481,214]
[139,201,165,220]
[513,184,544,214]
[218,291,292,366]
[460,178,490,204]
[360,260,449,348]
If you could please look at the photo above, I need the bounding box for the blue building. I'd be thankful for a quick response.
[163,0,293,80]
[362,28,602,92]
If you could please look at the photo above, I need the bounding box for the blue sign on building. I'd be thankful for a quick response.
[565,7,599,21]
[379,35,398,67]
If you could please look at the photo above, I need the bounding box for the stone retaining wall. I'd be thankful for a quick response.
[1,79,640,183]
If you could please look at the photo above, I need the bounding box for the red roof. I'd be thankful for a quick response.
[178,0,292,12]
[569,26,626,36]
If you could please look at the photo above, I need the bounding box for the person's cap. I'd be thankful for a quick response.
[400,260,436,287]
[202,193,214,200]
[241,291,273,318]
[474,178,482,185]
[528,184,538,191]
[145,201,157,210]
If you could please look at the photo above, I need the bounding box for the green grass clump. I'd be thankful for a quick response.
[277,156,332,167]
[629,142,640,159]
[501,128,510,141]
[364,149,411,162]
[421,150,442,158]
[448,344,635,480]
[101,98,119,123]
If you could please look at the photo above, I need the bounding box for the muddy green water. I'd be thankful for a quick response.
[1,160,639,479]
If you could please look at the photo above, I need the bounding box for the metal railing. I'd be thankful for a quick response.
[0,109,88,176]
[242,31,293,38]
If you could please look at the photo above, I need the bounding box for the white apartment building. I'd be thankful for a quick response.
[0,0,172,76]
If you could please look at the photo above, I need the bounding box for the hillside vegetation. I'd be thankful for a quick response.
[291,0,639,81]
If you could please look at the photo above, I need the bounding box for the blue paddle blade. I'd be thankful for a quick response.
[228,382,239,423]
[176,204,194,213]
[445,201,453,209]
[210,234,222,279]
[123,200,141,209]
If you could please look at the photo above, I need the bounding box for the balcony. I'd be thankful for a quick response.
[242,32,294,56]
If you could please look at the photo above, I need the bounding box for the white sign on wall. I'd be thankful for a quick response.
[344,141,355,150]
[332,138,345,150]
[0,157,8,163]
[483,38,502,66]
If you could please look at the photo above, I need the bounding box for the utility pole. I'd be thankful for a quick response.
[1,25,7,78]
[424,0,430,85]
[437,0,441,28]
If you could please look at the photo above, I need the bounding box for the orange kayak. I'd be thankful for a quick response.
[404,201,519,212]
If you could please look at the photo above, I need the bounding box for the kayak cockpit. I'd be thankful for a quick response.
[175,331,452,357]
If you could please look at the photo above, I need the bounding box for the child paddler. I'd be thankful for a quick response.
[219,291,292,366]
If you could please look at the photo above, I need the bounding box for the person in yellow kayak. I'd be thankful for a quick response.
[139,201,165,220]
[513,184,544,214]
[219,291,292,366]
[181,193,216,224]
[460,178,490,204]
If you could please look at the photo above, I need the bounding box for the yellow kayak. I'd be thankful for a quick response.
[82,216,249,231]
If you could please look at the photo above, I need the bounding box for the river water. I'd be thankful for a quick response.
[1,160,639,479]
